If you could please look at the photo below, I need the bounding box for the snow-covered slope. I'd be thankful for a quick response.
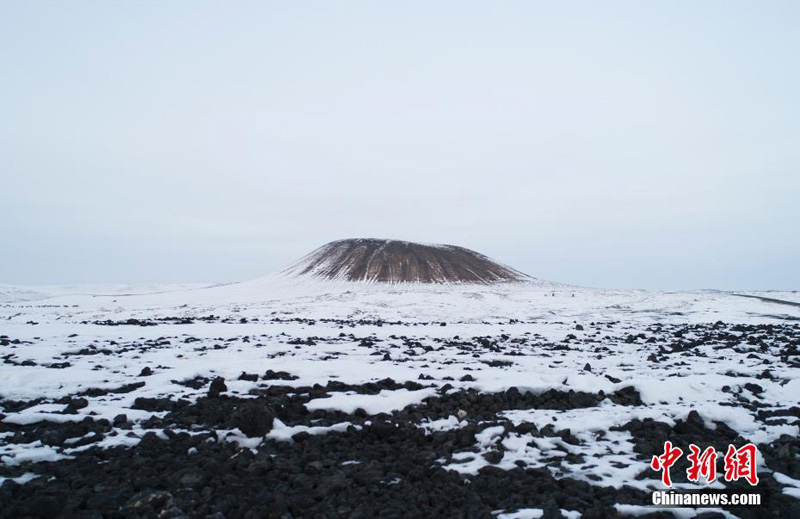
[2,276,797,326]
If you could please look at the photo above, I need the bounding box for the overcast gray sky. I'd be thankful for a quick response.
[1,1,798,289]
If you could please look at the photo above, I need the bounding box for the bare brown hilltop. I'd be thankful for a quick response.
[282,238,530,284]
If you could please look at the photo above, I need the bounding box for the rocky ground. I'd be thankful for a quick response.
[1,316,799,518]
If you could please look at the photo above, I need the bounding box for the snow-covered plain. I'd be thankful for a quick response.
[1,276,799,517]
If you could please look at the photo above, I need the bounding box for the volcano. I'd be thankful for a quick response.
[282,238,530,284]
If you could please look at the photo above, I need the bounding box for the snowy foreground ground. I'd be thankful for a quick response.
[0,277,799,518]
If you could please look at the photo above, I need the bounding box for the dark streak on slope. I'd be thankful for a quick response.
[733,293,800,308]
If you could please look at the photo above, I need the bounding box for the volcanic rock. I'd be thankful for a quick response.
[207,377,227,398]
[232,401,274,437]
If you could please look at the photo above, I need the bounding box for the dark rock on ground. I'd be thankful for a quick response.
[232,402,274,438]
[207,377,227,398]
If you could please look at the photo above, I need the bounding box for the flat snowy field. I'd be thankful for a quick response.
[1,278,799,518]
